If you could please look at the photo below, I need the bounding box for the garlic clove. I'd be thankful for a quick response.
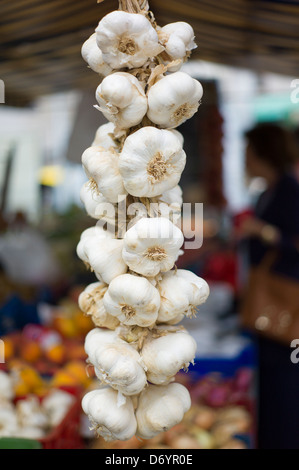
[135,382,191,439]
[93,343,147,395]
[81,387,137,441]
[122,217,184,277]
[147,72,203,129]
[103,273,160,327]
[81,33,112,76]
[81,145,127,203]
[119,126,186,198]
[78,281,119,330]
[95,11,164,69]
[140,327,197,385]
[95,72,148,130]
[157,269,210,323]
[91,122,118,149]
[159,22,197,60]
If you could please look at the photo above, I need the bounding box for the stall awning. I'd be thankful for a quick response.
[1,0,299,106]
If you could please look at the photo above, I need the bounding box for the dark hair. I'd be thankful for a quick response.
[245,122,299,173]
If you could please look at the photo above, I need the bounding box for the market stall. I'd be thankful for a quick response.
[0,0,298,452]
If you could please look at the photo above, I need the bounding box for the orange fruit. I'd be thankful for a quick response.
[52,316,78,339]
[45,343,66,364]
[51,370,78,388]
[1,336,15,362]
[21,341,42,363]
[74,311,93,336]
[65,361,90,387]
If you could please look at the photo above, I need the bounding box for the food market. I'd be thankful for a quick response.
[0,0,299,452]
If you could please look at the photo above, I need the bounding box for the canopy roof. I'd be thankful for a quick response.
[1,0,298,106]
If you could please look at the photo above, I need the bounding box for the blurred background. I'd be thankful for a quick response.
[0,0,299,450]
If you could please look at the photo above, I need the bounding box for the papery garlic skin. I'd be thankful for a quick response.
[157,269,210,323]
[92,122,118,149]
[82,146,127,203]
[136,382,191,439]
[95,72,148,130]
[122,217,184,277]
[84,327,120,365]
[82,388,137,441]
[147,72,203,129]
[93,343,147,396]
[80,181,112,221]
[81,33,112,76]
[76,225,128,284]
[95,11,163,69]
[103,273,160,327]
[78,281,119,330]
[141,327,197,384]
[159,22,197,62]
[119,126,186,198]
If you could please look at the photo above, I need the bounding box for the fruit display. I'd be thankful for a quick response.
[0,369,76,441]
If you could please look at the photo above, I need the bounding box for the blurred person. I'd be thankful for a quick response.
[237,122,299,449]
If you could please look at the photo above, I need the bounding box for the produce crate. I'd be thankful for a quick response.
[38,386,84,449]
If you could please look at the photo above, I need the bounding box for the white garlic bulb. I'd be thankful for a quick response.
[135,382,191,439]
[140,327,197,385]
[93,342,147,396]
[103,273,160,327]
[84,327,120,365]
[0,371,14,401]
[91,122,118,149]
[122,217,184,277]
[95,11,164,69]
[16,396,48,430]
[76,225,128,284]
[81,33,112,76]
[159,22,196,64]
[119,126,186,198]
[82,146,127,203]
[147,72,203,128]
[157,269,210,323]
[80,181,112,222]
[78,281,120,330]
[95,72,148,130]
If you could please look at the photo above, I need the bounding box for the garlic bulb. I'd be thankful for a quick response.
[147,72,203,129]
[92,122,118,149]
[0,408,19,436]
[42,389,75,427]
[95,11,163,69]
[0,371,14,401]
[103,273,160,327]
[76,225,128,284]
[141,327,197,384]
[159,22,197,64]
[81,387,137,441]
[78,281,120,330]
[119,126,186,197]
[16,396,48,430]
[93,343,147,396]
[95,72,148,131]
[80,181,111,221]
[157,269,210,323]
[81,33,112,76]
[84,327,120,365]
[81,146,127,203]
[136,382,191,439]
[122,217,184,277]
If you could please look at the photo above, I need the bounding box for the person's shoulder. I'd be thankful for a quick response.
[279,173,299,195]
